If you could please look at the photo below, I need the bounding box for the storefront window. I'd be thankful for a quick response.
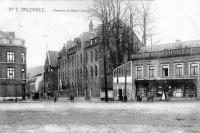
[190,62,198,75]
[136,66,143,78]
[175,64,183,76]
[149,66,155,77]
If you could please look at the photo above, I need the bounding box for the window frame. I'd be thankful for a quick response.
[7,67,15,79]
[189,62,199,76]
[136,66,143,78]
[175,63,184,76]
[148,65,156,78]
[162,64,169,77]
[6,51,15,62]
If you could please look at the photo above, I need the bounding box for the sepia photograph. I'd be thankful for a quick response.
[0,0,200,132]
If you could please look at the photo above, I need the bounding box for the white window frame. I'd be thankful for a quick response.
[136,66,143,78]
[162,64,169,77]
[189,62,199,76]
[148,65,156,78]
[174,63,184,76]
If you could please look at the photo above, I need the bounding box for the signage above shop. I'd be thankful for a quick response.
[131,47,200,60]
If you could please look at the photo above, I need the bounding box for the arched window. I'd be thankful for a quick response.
[95,49,98,61]
[91,51,93,62]
[91,66,93,77]
[95,65,98,77]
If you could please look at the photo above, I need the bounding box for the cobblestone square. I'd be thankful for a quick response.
[0,101,200,133]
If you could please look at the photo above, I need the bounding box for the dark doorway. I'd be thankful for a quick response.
[118,89,123,101]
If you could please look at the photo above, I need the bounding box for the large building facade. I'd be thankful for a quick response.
[44,51,59,97]
[113,40,200,101]
[58,21,141,100]
[0,31,26,100]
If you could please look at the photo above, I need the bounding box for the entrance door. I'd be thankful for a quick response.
[118,89,123,101]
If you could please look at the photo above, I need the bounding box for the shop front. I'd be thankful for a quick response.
[135,78,197,101]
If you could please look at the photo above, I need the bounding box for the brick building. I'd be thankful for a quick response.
[113,40,200,101]
[44,50,59,97]
[58,21,141,100]
[0,31,26,100]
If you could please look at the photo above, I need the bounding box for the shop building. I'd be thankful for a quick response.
[113,40,200,101]
[0,31,26,100]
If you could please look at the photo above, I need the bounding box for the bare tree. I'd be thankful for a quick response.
[135,1,154,46]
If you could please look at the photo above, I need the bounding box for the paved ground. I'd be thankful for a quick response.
[0,101,200,133]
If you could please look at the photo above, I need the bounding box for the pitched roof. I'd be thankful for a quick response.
[47,51,59,67]
[138,40,200,53]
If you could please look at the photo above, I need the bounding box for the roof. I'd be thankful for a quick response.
[138,40,200,53]
[47,51,59,67]
[0,30,23,40]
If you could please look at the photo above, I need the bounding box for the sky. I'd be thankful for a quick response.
[0,0,200,68]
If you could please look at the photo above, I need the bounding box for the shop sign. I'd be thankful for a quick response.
[131,47,200,60]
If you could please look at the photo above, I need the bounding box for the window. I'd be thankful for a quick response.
[77,69,79,79]
[95,49,98,61]
[7,68,15,78]
[95,65,98,77]
[86,67,88,78]
[21,68,25,78]
[80,68,82,78]
[162,65,169,77]
[7,52,15,62]
[21,53,25,63]
[190,62,199,75]
[80,54,82,64]
[86,52,88,63]
[136,66,143,78]
[175,64,183,76]
[91,66,93,77]
[91,51,93,62]
[149,65,155,77]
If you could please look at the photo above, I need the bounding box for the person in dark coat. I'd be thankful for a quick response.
[54,95,57,103]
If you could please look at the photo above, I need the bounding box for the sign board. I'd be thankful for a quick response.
[131,47,200,60]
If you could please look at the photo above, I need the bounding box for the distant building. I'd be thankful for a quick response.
[58,21,141,100]
[27,73,44,99]
[44,51,59,97]
[113,40,200,101]
[0,31,26,100]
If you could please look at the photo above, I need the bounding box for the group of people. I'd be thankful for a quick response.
[136,91,154,102]
[53,95,75,103]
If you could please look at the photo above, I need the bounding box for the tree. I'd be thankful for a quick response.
[130,1,154,46]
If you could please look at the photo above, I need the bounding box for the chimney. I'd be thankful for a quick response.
[89,20,93,32]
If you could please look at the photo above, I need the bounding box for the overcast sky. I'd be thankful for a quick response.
[0,0,200,68]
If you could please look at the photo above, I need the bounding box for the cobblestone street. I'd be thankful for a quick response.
[0,101,200,133]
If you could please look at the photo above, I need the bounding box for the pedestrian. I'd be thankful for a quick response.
[70,95,74,102]
[54,95,57,103]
